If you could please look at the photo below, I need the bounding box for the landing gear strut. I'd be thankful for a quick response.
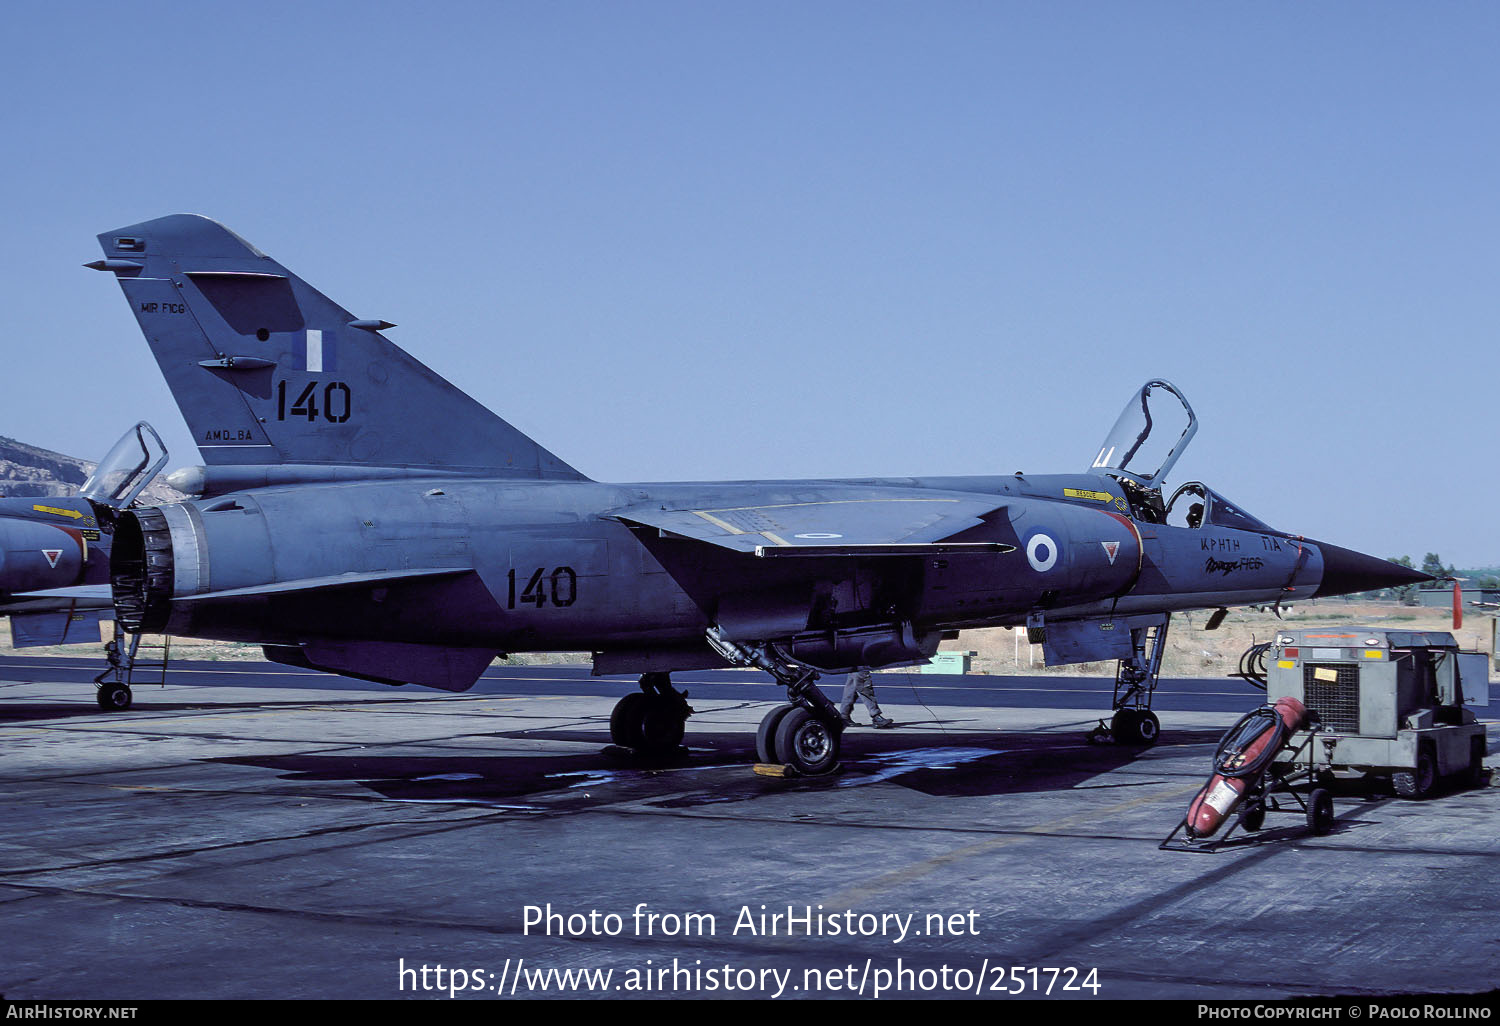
[707,628,845,776]
[93,625,141,712]
[1088,615,1169,746]
[608,672,693,757]
[92,626,172,711]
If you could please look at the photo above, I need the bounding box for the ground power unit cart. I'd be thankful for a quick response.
[1264,627,1488,798]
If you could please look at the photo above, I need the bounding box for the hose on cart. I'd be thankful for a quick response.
[1212,705,1289,780]
[1234,642,1271,691]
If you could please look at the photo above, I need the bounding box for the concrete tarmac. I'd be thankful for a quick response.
[1,660,1496,1001]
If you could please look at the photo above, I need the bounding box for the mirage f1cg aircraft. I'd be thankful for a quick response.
[87,215,1429,774]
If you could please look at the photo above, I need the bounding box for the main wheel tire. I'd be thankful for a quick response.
[756,704,795,764]
[1394,744,1437,800]
[96,683,132,711]
[637,695,686,754]
[1237,802,1266,832]
[1134,710,1161,745]
[1307,787,1335,836]
[610,693,648,748]
[773,707,841,776]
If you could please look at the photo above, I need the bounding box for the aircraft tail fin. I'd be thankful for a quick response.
[91,214,586,479]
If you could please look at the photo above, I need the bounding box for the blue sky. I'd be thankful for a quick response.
[4,2,1496,564]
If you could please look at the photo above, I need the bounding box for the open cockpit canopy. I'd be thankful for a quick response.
[82,422,168,510]
[1089,379,1197,490]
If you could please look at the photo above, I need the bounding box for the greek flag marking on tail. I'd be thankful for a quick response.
[306,329,338,373]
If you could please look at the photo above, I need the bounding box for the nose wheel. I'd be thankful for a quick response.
[95,681,133,711]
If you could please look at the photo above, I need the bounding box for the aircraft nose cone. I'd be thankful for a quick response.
[1311,540,1434,598]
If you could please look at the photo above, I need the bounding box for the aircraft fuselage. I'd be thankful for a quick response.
[113,470,1324,666]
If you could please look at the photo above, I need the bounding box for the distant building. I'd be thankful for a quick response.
[1418,583,1500,608]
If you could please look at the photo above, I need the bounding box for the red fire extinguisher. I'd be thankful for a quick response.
[1185,697,1308,839]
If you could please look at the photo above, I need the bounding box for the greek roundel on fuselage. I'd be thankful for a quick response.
[1025,532,1059,572]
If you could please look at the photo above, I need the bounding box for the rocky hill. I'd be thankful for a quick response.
[0,434,184,504]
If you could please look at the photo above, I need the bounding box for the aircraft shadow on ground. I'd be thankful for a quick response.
[209,726,1233,805]
[0,695,426,723]
[0,703,124,724]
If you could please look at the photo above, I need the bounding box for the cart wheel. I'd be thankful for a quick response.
[1307,788,1334,836]
[1466,737,1486,791]
[1237,802,1265,832]
[1393,744,1437,800]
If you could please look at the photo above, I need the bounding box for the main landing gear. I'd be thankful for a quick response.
[706,628,846,776]
[756,702,841,776]
[1088,615,1169,747]
[608,672,694,758]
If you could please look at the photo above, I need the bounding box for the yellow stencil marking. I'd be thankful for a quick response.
[692,511,746,535]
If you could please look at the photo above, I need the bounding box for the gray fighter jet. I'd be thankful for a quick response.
[86,216,1429,773]
[0,423,167,706]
